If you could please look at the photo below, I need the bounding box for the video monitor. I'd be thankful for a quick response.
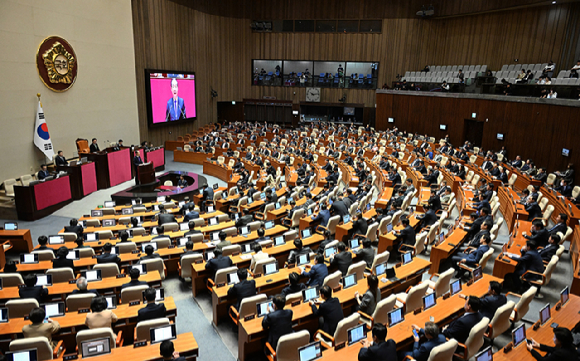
[375,263,387,276]
[240,226,250,235]
[211,231,221,241]
[48,235,64,245]
[302,287,319,302]
[497,133,504,140]
[66,250,80,260]
[439,124,447,131]
[561,286,569,305]
[264,262,278,275]
[422,293,436,311]
[388,117,395,123]
[341,274,357,289]
[122,207,134,215]
[343,215,350,224]
[150,324,177,344]
[207,206,215,213]
[347,324,366,345]
[387,308,404,327]
[81,338,111,358]
[5,349,38,361]
[274,236,285,246]
[349,238,360,250]
[4,222,18,230]
[85,233,97,242]
[209,217,219,226]
[106,296,117,309]
[562,148,570,157]
[539,303,551,325]
[324,246,337,258]
[0,307,8,323]
[35,274,52,286]
[20,253,39,264]
[450,280,462,296]
[474,346,493,361]
[131,264,148,275]
[512,324,526,347]
[256,301,273,317]
[344,107,355,116]
[301,228,312,239]
[297,253,310,266]
[179,223,189,231]
[298,342,322,361]
[141,242,158,252]
[146,70,197,128]
[82,269,102,282]
[387,223,393,232]
[472,266,483,282]
[42,302,65,318]
[102,219,116,227]
[401,252,412,265]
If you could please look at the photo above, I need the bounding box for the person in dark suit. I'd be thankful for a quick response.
[177,175,188,188]
[227,268,256,310]
[554,179,573,197]
[451,234,490,278]
[300,254,328,287]
[64,218,83,236]
[72,277,99,296]
[310,285,344,335]
[133,150,144,184]
[504,240,544,293]
[55,151,68,166]
[156,205,177,226]
[526,327,577,361]
[35,235,55,254]
[538,234,560,262]
[19,273,48,303]
[52,246,74,269]
[184,222,202,237]
[330,198,349,218]
[358,324,397,361]
[37,164,50,180]
[388,169,402,186]
[479,281,507,320]
[122,267,148,289]
[427,190,442,212]
[442,296,483,344]
[419,205,438,228]
[523,219,550,248]
[159,340,186,361]
[281,272,306,297]
[183,204,199,222]
[461,221,491,251]
[137,287,167,322]
[89,138,100,153]
[547,213,567,236]
[204,248,233,281]
[140,245,161,263]
[96,243,121,265]
[312,203,331,228]
[352,214,368,236]
[165,78,186,121]
[395,218,416,253]
[525,196,542,221]
[463,208,490,239]
[329,242,353,276]
[474,193,491,214]
[262,294,293,350]
[288,239,312,265]
[358,238,376,268]
[402,322,446,361]
[201,184,214,211]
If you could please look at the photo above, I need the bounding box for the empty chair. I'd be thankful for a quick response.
[509,286,537,323]
[135,318,170,341]
[20,174,34,186]
[316,215,340,235]
[121,285,149,303]
[95,230,113,240]
[76,327,122,349]
[426,268,454,298]
[46,268,74,283]
[314,313,360,349]
[141,258,166,280]
[78,248,96,258]
[6,298,39,318]
[358,294,397,327]
[265,329,310,361]
[209,266,238,289]
[179,253,203,279]
[93,263,120,278]
[396,282,429,314]
[61,232,78,242]
[484,301,515,344]
[454,317,490,360]
[322,271,342,290]
[542,205,555,224]
[162,222,179,232]
[66,293,97,312]
[101,208,116,216]
[10,336,64,360]
[3,178,18,198]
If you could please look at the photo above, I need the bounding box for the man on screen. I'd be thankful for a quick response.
[166,78,186,121]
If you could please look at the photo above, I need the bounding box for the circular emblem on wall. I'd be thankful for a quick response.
[36,36,77,92]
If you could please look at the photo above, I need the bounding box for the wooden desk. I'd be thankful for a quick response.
[492,221,532,279]
[173,150,209,165]
[429,228,468,274]
[375,187,394,209]
[540,186,580,227]
[0,229,33,254]
[237,258,431,361]
[498,185,529,233]
[203,160,233,185]
[377,215,421,253]
[334,209,377,243]
[571,225,580,295]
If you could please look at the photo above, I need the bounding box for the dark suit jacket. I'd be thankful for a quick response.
[399,225,416,247]
[330,252,353,276]
[121,280,148,290]
[64,225,83,235]
[358,248,375,268]
[538,243,558,261]
[303,263,328,287]
[227,279,257,310]
[525,202,542,220]
[19,286,48,303]
[428,195,442,211]
[137,302,167,322]
[358,339,397,361]
[55,156,68,166]
[411,333,446,361]
[37,170,50,180]
[442,312,483,343]
[421,210,438,227]
[512,249,544,278]
[205,255,233,280]
[530,344,578,361]
[465,245,489,265]
[524,228,550,248]
[90,143,100,153]
[310,297,344,334]
[330,201,348,218]
[97,253,121,264]
[133,156,143,168]
[158,213,177,226]
[352,218,368,236]
[52,258,74,269]
[262,309,293,349]
[72,289,99,296]
[547,223,567,236]
[479,294,507,320]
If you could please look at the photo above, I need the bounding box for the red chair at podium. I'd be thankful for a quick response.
[137,162,155,185]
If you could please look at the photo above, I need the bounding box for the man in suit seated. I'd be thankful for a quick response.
[463,208,491,239]
[418,204,438,228]
[159,340,186,361]
[200,184,214,212]
[358,238,376,268]
[329,242,352,276]
[451,234,491,278]
[183,204,199,222]
[473,193,491,214]
[89,138,100,153]
[72,277,100,296]
[184,221,202,237]
[205,248,233,281]
[137,287,167,322]
[427,189,442,212]
[388,169,402,186]
[19,273,48,303]
[547,213,568,236]
[55,151,68,166]
[394,217,416,253]
[96,242,121,265]
[180,241,196,260]
[442,296,483,344]
[177,175,188,188]
[122,267,148,289]
[503,240,544,294]
[554,179,573,197]
[358,324,397,361]
[288,239,312,265]
[479,281,507,320]
[215,231,231,252]
[227,268,256,310]
[156,205,177,226]
[352,214,368,236]
[310,285,344,336]
[534,167,548,183]
[538,234,560,262]
[401,322,446,361]
[262,294,293,350]
[140,245,161,263]
[64,218,83,236]
[461,221,492,251]
[37,164,50,180]
[300,254,328,288]
[330,197,349,219]
[523,219,550,248]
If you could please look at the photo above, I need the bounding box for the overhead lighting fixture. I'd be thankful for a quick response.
[552,1,556,3]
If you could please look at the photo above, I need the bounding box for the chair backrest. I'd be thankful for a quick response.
[141,258,165,280]
[404,282,429,314]
[95,230,114,240]
[76,327,117,349]
[162,222,179,233]
[20,175,34,186]
[253,257,277,275]
[542,205,554,223]
[427,338,458,361]
[546,173,556,186]
[116,242,137,254]
[427,268,453,298]
[222,244,241,257]
[413,232,427,256]
[180,254,203,278]
[479,248,494,269]
[132,227,146,236]
[10,336,53,361]
[275,329,310,361]
[333,313,360,345]
[93,263,120,278]
[238,294,268,319]
[371,251,389,274]
[4,178,18,197]
[378,216,392,235]
[488,301,515,339]
[215,266,238,285]
[326,215,341,235]
[285,291,303,305]
[66,293,97,312]
[61,232,78,243]
[543,255,559,285]
[0,273,24,287]
[101,208,115,215]
[46,267,74,283]
[346,261,366,281]
[365,222,379,242]
[152,237,171,249]
[31,250,54,261]
[135,317,170,341]
[6,298,39,318]
[512,286,537,322]
[391,210,403,228]
[371,294,397,325]
[120,285,149,303]
[322,271,342,289]
[463,317,490,358]
[290,208,305,227]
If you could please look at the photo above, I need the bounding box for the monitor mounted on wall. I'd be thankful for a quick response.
[145,69,197,128]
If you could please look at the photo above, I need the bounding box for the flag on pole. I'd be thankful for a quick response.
[34,97,54,160]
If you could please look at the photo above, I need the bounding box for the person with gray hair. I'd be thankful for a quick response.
[72,277,99,296]
[400,321,446,361]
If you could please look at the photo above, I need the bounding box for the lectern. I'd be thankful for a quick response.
[138,162,155,184]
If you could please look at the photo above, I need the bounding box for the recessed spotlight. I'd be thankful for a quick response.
[552,1,556,4]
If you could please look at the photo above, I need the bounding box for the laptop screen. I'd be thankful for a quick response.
[85,233,97,242]
[103,219,116,227]
[439,232,445,243]
[450,280,462,296]
[179,223,189,231]
[81,337,111,358]
[36,274,52,286]
[539,303,551,325]
[42,302,65,318]
[472,266,483,282]
[240,226,250,235]
[274,236,285,246]
[131,264,147,275]
[156,196,165,203]
[561,286,569,305]
[66,250,80,260]
[211,231,221,241]
[387,308,404,327]
[301,229,312,238]
[423,293,436,310]
[343,215,350,224]
[209,217,218,226]
[207,206,215,213]
[178,238,188,247]
[387,223,393,232]
[302,287,319,302]
[0,308,8,323]
[324,246,337,258]
[150,324,177,344]
[512,324,526,347]
[297,253,309,266]
[264,262,278,275]
[402,252,412,265]
[298,342,322,361]
[106,296,116,309]
[347,324,367,345]
[48,235,64,245]
[265,221,274,229]
[204,250,215,261]
[275,202,281,210]
[83,270,102,282]
[342,274,357,289]
[256,301,273,317]
[21,253,39,264]
[349,238,360,249]
[6,349,38,361]
[375,263,386,276]
[4,222,18,231]
[227,273,240,285]
[474,346,493,361]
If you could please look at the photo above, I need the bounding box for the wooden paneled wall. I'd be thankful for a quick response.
[131,0,580,145]
[376,92,580,174]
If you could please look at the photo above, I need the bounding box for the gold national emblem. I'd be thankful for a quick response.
[36,36,78,92]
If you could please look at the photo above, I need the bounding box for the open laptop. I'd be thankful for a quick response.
[387,307,404,327]
[204,250,215,261]
[263,262,279,275]
[82,269,102,282]
[297,253,310,266]
[347,324,367,346]
[131,264,147,275]
[349,238,362,251]
[105,296,117,309]
[386,223,393,232]
[209,217,219,226]
[66,250,80,260]
[298,341,322,361]
[48,235,64,245]
[142,288,165,303]
[85,233,98,242]
[4,222,18,231]
[539,303,551,325]
[104,201,116,208]
[150,324,177,344]
[450,279,462,296]
[42,302,65,318]
[275,202,281,210]
[401,252,413,265]
[35,274,52,286]
[301,228,312,239]
[374,262,387,277]
[341,273,357,289]
[422,293,436,311]
[20,253,39,264]
[239,226,250,236]
[5,349,38,361]
[274,236,285,246]
[324,246,337,258]
[561,286,570,305]
[474,346,493,361]
[512,324,526,348]
[302,287,319,303]
[343,215,351,224]
[81,337,111,358]
[472,266,483,283]
[0,307,8,323]
[256,300,273,317]
[211,231,221,242]
[264,220,274,230]
[227,272,240,285]
[179,223,190,231]
[207,205,215,213]
[178,238,189,247]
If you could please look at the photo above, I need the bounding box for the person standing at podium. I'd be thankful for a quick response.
[133,150,144,184]
[55,151,68,166]
[89,138,100,153]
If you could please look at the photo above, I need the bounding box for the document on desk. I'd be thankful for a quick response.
[504,252,518,259]
[240,254,252,260]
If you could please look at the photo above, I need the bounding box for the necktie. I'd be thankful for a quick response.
[174,100,178,118]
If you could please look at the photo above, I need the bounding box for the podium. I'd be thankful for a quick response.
[138,162,155,184]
